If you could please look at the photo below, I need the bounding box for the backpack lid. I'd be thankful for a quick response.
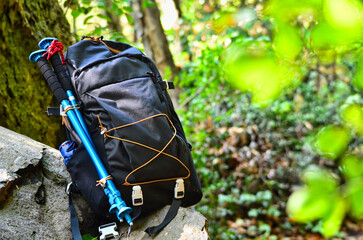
[66,40,144,70]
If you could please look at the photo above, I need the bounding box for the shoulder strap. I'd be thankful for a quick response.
[66,183,82,240]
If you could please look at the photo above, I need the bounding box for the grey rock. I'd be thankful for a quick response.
[0,168,18,202]
[120,206,209,240]
[0,127,73,240]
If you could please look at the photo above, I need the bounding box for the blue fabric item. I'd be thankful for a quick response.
[59,140,77,165]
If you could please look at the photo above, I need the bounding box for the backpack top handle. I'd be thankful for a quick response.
[82,36,123,55]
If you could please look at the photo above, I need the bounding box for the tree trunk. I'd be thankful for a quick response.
[0,0,73,147]
[132,0,180,104]
[173,0,182,18]
[132,0,177,77]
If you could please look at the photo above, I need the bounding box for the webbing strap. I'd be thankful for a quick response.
[68,194,82,240]
[160,80,175,90]
[144,198,181,236]
[132,207,142,221]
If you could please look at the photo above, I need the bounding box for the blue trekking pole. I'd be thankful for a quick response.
[29,50,133,226]
[38,38,92,143]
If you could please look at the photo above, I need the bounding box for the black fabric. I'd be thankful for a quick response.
[64,39,202,228]
[66,129,113,220]
[145,199,182,236]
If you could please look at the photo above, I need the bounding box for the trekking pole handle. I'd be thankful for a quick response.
[38,57,68,103]
[48,54,75,92]
[30,50,67,103]
[39,38,92,141]
[38,38,75,93]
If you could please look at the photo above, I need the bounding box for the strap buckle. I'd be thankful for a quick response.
[46,107,62,116]
[174,179,185,199]
[132,186,143,206]
[99,222,119,240]
[66,182,72,195]
[163,79,169,90]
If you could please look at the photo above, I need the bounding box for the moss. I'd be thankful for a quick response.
[0,0,74,147]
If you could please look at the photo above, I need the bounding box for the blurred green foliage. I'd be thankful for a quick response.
[176,38,360,238]
[61,0,133,42]
[177,0,363,238]
[213,0,363,238]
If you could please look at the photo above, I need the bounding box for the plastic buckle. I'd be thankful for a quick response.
[46,107,62,116]
[60,104,67,117]
[99,222,119,240]
[100,128,108,135]
[174,179,185,199]
[66,182,72,195]
[132,186,143,206]
[163,79,169,90]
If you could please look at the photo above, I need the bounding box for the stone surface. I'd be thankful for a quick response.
[0,127,209,239]
[120,206,209,240]
[0,127,73,240]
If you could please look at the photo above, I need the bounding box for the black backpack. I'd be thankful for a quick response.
[61,37,202,236]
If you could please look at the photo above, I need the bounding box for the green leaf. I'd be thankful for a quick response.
[123,6,134,12]
[265,0,321,22]
[258,222,271,236]
[323,0,363,30]
[321,196,346,237]
[340,154,363,179]
[71,6,82,19]
[302,166,338,192]
[248,209,259,217]
[126,14,134,25]
[340,104,363,135]
[83,15,94,25]
[256,190,272,202]
[346,177,363,219]
[267,206,282,217]
[142,0,156,9]
[310,20,363,53]
[314,125,351,160]
[308,0,363,52]
[97,0,107,9]
[287,187,332,223]
[272,101,292,114]
[273,21,303,60]
[82,234,97,240]
[353,56,363,91]
[97,14,112,22]
[226,54,283,106]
